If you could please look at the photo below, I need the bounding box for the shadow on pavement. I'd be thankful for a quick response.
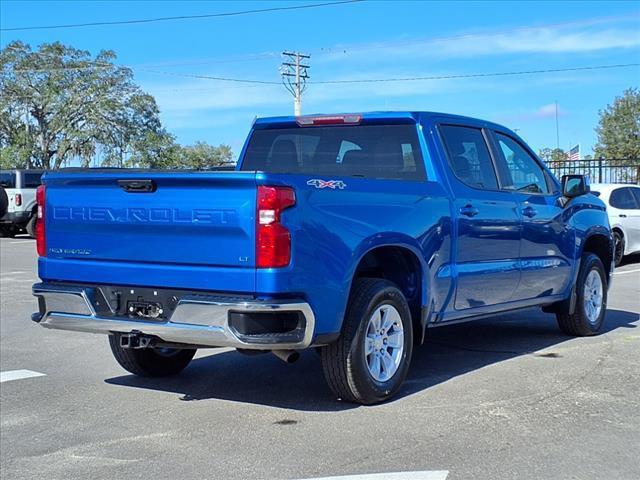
[105,308,638,411]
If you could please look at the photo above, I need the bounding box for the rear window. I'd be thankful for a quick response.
[0,172,16,188]
[22,172,43,188]
[241,124,426,180]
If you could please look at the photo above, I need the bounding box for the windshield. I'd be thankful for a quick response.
[241,124,426,181]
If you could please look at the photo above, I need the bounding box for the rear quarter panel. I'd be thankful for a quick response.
[253,172,453,337]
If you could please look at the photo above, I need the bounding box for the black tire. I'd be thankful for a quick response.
[25,216,36,238]
[613,230,624,267]
[0,187,8,218]
[0,226,15,238]
[320,278,413,405]
[108,334,196,377]
[556,253,607,336]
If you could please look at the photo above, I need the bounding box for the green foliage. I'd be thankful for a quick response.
[179,142,233,169]
[0,144,29,169]
[594,88,640,163]
[538,147,568,163]
[125,138,234,169]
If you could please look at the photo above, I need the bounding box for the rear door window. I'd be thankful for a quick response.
[630,187,640,207]
[439,125,498,190]
[22,172,43,188]
[241,124,426,181]
[610,187,638,209]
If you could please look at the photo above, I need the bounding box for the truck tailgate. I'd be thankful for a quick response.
[41,171,257,292]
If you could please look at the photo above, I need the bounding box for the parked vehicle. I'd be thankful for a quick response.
[0,169,45,237]
[591,183,640,266]
[31,112,614,404]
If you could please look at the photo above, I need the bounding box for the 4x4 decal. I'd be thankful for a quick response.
[306,179,347,190]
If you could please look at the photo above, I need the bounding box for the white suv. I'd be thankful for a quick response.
[0,169,44,238]
[591,183,640,266]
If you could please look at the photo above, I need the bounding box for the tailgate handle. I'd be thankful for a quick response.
[118,179,156,193]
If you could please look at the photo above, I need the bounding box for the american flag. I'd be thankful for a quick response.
[567,144,580,161]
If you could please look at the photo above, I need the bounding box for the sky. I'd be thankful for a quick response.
[1,0,639,158]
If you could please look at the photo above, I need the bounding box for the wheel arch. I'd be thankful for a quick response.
[346,236,429,342]
[580,229,614,281]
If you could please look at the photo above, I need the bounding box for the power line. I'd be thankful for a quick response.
[2,43,278,74]
[308,64,640,84]
[5,63,637,87]
[0,0,365,31]
[135,68,281,85]
[4,10,636,74]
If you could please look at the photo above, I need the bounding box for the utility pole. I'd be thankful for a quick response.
[280,51,310,116]
[24,105,30,169]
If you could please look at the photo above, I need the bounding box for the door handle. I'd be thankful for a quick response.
[459,204,479,217]
[522,206,538,218]
[619,214,627,218]
[118,179,157,193]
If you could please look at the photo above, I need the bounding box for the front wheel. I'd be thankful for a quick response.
[108,334,196,377]
[320,278,413,405]
[556,253,607,336]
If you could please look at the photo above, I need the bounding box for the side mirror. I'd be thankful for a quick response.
[561,174,590,198]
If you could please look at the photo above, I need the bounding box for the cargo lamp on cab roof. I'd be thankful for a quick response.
[296,114,362,127]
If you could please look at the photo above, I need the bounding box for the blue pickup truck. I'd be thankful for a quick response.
[32,112,613,404]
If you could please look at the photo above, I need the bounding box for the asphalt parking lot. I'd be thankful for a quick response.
[1,236,639,480]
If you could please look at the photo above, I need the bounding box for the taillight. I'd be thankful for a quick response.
[14,193,22,206]
[256,186,295,268]
[35,185,46,256]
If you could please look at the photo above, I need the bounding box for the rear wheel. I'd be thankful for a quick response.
[613,230,624,267]
[0,226,15,238]
[108,334,196,377]
[320,278,413,405]
[0,187,8,217]
[556,253,607,336]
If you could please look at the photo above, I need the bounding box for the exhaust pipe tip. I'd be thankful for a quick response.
[272,349,300,364]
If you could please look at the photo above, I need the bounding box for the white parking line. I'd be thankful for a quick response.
[298,472,449,480]
[0,370,46,383]
[614,269,640,275]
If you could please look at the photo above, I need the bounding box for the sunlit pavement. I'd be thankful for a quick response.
[1,236,639,480]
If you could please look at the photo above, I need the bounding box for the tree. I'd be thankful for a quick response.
[124,138,234,169]
[124,130,182,169]
[594,88,640,162]
[0,41,169,169]
[180,142,233,169]
[538,147,568,164]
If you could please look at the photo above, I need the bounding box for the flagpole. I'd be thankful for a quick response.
[555,100,560,151]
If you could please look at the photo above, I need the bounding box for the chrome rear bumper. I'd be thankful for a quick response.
[32,283,315,350]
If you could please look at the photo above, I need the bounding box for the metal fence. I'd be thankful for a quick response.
[547,159,640,184]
